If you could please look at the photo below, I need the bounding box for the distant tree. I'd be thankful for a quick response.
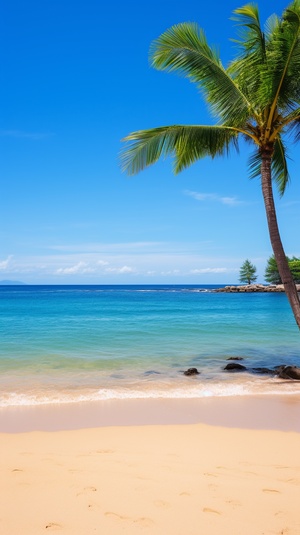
[239,259,257,284]
[265,255,300,284]
[289,257,300,283]
[265,255,282,284]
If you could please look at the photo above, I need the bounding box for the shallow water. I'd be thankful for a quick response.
[0,285,299,406]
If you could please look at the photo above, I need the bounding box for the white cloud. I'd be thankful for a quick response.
[190,267,237,274]
[0,255,13,270]
[105,265,136,274]
[185,190,241,206]
[221,196,240,206]
[56,262,95,275]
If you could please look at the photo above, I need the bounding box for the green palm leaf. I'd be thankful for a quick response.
[149,23,251,126]
[122,125,238,175]
[247,137,289,194]
[272,137,289,195]
[263,2,300,122]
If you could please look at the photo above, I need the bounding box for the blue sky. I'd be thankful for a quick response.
[1,0,299,284]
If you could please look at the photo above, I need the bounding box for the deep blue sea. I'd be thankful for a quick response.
[0,284,300,407]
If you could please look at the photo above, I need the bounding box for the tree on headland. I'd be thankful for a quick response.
[121,1,300,329]
[265,255,300,284]
[239,259,257,284]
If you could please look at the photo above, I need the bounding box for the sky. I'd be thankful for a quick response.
[1,0,299,285]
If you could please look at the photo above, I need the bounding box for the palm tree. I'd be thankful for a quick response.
[121,1,300,328]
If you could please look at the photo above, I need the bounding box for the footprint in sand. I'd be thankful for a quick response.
[203,507,221,515]
[76,486,97,497]
[262,488,281,493]
[105,512,154,526]
[45,522,63,530]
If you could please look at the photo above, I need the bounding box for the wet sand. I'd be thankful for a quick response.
[1,394,300,432]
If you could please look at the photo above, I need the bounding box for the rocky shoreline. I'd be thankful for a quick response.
[183,362,300,380]
[214,284,300,293]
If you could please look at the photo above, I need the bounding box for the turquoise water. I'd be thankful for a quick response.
[0,285,299,406]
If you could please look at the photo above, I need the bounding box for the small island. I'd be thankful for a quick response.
[215,284,300,293]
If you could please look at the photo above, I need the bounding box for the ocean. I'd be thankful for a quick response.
[0,284,300,407]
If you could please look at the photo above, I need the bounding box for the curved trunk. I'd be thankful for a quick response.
[261,149,300,329]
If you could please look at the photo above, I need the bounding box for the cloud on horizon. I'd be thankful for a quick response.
[190,267,238,274]
[56,262,95,275]
[0,256,13,270]
[185,190,242,206]
[105,265,136,274]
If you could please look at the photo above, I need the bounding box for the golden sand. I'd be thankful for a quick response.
[1,414,300,534]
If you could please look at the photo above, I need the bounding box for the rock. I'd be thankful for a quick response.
[226,357,244,361]
[213,284,297,293]
[251,367,277,375]
[277,366,300,380]
[274,365,287,372]
[224,363,247,372]
[183,367,200,376]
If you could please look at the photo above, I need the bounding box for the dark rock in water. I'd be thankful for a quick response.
[277,366,300,380]
[226,357,244,361]
[183,367,200,376]
[224,363,247,372]
[144,370,161,376]
[274,365,287,372]
[251,367,277,375]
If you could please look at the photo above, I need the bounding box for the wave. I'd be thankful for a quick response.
[2,379,300,407]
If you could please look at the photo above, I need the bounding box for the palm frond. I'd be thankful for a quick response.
[284,108,300,141]
[272,137,289,195]
[231,3,265,54]
[281,106,300,126]
[228,4,269,111]
[247,136,289,195]
[121,125,239,176]
[248,148,262,180]
[149,23,251,126]
[263,1,300,124]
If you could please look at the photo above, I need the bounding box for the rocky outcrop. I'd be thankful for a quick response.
[183,368,200,376]
[182,362,300,380]
[276,365,300,380]
[224,363,247,372]
[223,363,300,379]
[214,284,300,293]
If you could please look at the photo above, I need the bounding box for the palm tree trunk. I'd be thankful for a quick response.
[261,149,300,329]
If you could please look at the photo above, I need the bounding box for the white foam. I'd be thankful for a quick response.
[1,379,300,407]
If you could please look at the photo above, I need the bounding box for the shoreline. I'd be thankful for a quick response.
[1,394,300,433]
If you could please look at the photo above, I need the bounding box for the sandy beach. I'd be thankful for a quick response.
[1,397,300,535]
